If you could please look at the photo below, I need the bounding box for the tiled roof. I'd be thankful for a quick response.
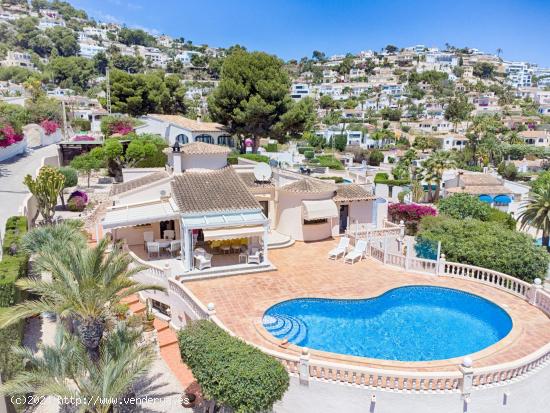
[446,185,512,195]
[280,178,337,193]
[237,171,275,192]
[148,114,225,132]
[179,141,232,155]
[171,167,260,214]
[109,171,169,196]
[334,184,375,202]
[457,173,501,186]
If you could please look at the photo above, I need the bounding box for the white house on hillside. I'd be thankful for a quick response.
[137,114,234,148]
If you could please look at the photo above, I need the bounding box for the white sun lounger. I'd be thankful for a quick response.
[328,237,350,260]
[344,240,368,264]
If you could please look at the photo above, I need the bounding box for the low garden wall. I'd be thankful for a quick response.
[0,137,27,162]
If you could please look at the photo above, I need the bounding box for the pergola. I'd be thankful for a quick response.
[180,210,269,272]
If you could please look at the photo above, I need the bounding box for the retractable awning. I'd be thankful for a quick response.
[202,226,265,241]
[302,199,338,220]
[102,201,178,230]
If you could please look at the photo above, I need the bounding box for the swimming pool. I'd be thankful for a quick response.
[262,286,512,361]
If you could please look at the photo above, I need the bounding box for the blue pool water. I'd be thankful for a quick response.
[263,286,512,361]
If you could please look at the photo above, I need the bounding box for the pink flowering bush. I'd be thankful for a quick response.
[0,124,24,148]
[40,119,59,135]
[109,121,133,136]
[73,135,95,141]
[389,203,437,235]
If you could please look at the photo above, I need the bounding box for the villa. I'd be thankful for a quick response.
[136,114,234,147]
[100,141,384,278]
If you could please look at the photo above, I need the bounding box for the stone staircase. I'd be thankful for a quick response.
[122,295,195,389]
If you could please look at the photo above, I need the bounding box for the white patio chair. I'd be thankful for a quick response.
[248,249,262,265]
[143,231,154,247]
[164,230,175,240]
[343,240,368,264]
[328,237,350,260]
[169,240,181,257]
[194,252,212,270]
[146,241,160,259]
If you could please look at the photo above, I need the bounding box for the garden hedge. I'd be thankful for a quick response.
[0,217,28,400]
[0,217,28,306]
[416,216,548,282]
[374,172,410,186]
[238,154,270,163]
[179,320,289,413]
[297,146,314,154]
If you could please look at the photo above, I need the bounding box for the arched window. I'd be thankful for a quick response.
[195,134,213,144]
[217,135,234,147]
[175,134,188,144]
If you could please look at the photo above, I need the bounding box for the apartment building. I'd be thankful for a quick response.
[505,61,533,88]
[1,51,34,69]
[78,41,106,59]
[290,83,310,100]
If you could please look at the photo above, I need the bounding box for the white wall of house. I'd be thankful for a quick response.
[116,181,172,205]
[331,200,374,236]
[276,190,335,242]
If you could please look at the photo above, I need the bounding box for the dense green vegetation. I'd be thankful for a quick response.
[438,194,516,230]
[416,216,548,282]
[179,320,289,413]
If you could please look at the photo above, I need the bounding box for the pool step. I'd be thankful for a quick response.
[263,314,307,346]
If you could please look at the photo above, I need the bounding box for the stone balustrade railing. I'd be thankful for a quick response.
[127,249,167,281]
[165,273,550,394]
[442,261,532,299]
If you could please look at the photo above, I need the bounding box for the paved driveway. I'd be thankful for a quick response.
[0,145,58,238]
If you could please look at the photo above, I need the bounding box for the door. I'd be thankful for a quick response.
[259,201,269,219]
[160,220,175,239]
[339,204,349,234]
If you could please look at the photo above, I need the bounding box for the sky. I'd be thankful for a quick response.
[71,0,550,67]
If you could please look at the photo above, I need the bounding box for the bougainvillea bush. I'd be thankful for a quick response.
[100,115,138,137]
[72,135,95,142]
[0,124,24,148]
[68,190,88,204]
[67,196,86,212]
[388,203,437,235]
[40,119,59,135]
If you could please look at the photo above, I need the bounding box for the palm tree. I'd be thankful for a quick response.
[518,187,550,252]
[496,48,503,59]
[21,220,87,255]
[0,238,164,361]
[0,324,156,413]
[423,151,457,202]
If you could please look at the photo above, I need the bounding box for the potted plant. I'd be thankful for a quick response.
[181,382,202,408]
[142,309,155,331]
[113,303,129,320]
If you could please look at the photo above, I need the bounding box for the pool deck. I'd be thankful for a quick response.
[185,239,550,372]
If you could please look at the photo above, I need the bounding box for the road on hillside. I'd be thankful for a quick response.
[0,145,58,238]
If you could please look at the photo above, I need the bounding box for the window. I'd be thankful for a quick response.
[175,134,188,144]
[151,300,170,316]
[195,134,213,144]
[217,135,234,147]
[304,218,328,225]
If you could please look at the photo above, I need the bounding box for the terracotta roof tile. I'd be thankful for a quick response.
[237,171,275,192]
[148,114,226,133]
[179,141,232,155]
[171,167,260,214]
[334,184,375,202]
[280,178,337,193]
[109,171,169,196]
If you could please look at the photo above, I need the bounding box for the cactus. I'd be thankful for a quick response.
[23,166,65,225]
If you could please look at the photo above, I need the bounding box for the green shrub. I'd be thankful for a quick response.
[0,217,28,307]
[0,311,24,382]
[368,149,385,166]
[179,320,289,413]
[0,218,28,392]
[438,194,516,230]
[227,154,238,165]
[238,154,270,163]
[316,155,344,170]
[297,146,314,154]
[309,158,320,164]
[318,176,344,183]
[304,150,314,160]
[72,118,91,132]
[374,172,410,186]
[416,216,547,282]
[265,143,278,152]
